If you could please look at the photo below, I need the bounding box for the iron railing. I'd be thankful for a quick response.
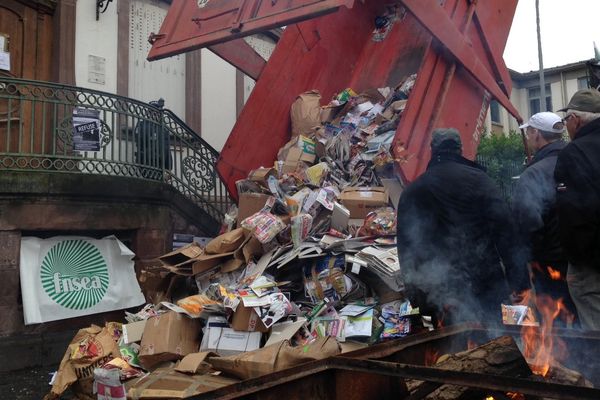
[0,76,233,223]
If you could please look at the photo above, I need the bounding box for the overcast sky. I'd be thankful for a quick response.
[504,0,600,73]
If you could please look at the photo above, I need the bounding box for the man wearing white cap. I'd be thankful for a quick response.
[512,112,577,325]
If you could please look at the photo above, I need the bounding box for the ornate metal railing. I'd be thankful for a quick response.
[0,76,233,223]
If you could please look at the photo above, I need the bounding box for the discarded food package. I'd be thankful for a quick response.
[303,254,349,302]
[208,337,341,380]
[138,311,201,369]
[127,368,239,399]
[46,323,122,400]
[502,304,539,326]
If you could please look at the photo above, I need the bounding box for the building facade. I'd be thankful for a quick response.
[484,61,592,135]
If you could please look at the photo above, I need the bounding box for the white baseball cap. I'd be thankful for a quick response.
[519,112,564,134]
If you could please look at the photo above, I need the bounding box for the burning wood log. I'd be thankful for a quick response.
[411,336,532,399]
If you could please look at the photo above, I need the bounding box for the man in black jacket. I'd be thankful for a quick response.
[555,89,600,329]
[512,112,577,325]
[397,128,530,326]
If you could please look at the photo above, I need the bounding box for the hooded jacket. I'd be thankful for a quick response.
[554,117,600,266]
[396,152,530,321]
[512,140,567,265]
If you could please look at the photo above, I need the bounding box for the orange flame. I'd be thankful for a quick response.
[547,266,562,281]
[520,294,571,377]
[507,392,525,400]
[424,347,440,366]
[467,339,478,350]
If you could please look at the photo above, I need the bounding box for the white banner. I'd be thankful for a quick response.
[20,236,145,324]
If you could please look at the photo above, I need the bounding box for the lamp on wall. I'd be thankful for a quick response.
[96,0,114,21]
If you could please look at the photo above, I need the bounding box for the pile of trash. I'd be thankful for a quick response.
[46,76,427,400]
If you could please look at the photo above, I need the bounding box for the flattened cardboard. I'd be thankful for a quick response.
[204,228,246,254]
[339,187,389,219]
[127,368,238,399]
[237,193,274,227]
[174,352,218,374]
[158,242,203,275]
[231,305,269,333]
[139,311,201,369]
[264,318,307,347]
[209,337,341,380]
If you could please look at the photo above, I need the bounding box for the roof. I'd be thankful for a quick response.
[509,60,593,81]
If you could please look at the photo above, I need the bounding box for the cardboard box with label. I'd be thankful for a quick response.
[339,187,389,219]
[277,135,316,165]
[139,311,201,369]
[231,304,269,333]
[200,327,261,357]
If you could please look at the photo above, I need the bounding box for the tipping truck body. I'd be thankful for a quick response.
[148,0,523,199]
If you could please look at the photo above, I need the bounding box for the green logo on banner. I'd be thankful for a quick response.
[40,240,109,310]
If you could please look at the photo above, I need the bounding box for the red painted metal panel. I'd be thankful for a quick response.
[209,39,266,80]
[206,0,518,196]
[147,0,354,61]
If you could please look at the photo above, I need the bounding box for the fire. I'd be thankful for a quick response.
[520,294,571,377]
[507,392,525,400]
[547,266,562,280]
[424,347,440,366]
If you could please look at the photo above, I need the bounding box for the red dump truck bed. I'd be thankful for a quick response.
[149,0,522,199]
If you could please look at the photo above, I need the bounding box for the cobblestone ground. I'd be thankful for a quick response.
[0,365,74,400]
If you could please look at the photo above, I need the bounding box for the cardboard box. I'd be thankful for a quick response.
[237,192,274,225]
[122,320,147,344]
[139,311,201,369]
[339,187,389,219]
[200,327,261,357]
[231,304,269,333]
[248,167,276,187]
[277,135,316,164]
[127,368,239,399]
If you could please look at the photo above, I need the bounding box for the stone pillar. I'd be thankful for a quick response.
[0,231,23,336]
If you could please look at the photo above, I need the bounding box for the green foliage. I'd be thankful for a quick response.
[476,130,526,199]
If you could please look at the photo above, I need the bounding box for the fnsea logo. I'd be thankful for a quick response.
[40,240,109,310]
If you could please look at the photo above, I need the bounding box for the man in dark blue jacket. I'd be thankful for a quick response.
[397,128,530,326]
[555,89,600,329]
[512,112,577,325]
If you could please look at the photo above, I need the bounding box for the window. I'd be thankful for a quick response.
[528,84,552,115]
[490,100,501,124]
[577,76,589,90]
